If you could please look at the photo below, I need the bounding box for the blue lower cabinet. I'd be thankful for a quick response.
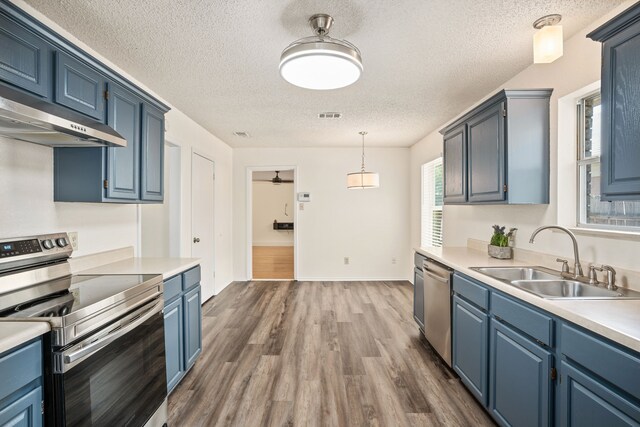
[0,386,42,427]
[452,294,489,405]
[184,285,202,369]
[560,361,640,426]
[489,319,553,427]
[163,267,202,394]
[0,339,43,427]
[164,297,184,393]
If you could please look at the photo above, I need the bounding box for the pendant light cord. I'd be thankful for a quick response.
[360,131,367,173]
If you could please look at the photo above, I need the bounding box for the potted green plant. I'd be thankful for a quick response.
[488,225,517,259]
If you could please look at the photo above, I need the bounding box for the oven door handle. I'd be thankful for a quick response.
[62,299,163,367]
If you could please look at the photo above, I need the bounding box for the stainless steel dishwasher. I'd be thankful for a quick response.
[422,257,453,367]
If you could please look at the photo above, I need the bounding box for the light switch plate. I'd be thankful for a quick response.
[68,232,79,251]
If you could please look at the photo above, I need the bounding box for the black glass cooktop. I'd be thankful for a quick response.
[0,274,160,318]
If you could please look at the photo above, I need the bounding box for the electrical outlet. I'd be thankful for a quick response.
[391,257,397,264]
[344,257,349,265]
[299,203,304,211]
[68,232,79,251]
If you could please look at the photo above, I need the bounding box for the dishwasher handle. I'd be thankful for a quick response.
[422,260,451,284]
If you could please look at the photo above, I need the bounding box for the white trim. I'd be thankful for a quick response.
[569,227,640,241]
[190,150,216,293]
[246,165,299,281]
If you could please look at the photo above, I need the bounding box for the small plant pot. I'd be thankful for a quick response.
[488,244,513,260]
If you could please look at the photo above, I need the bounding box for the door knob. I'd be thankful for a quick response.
[193,237,200,243]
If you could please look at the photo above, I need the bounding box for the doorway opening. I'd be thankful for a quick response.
[250,169,295,280]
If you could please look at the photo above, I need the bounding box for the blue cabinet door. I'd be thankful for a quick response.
[140,103,164,202]
[105,83,140,200]
[489,319,552,427]
[452,295,489,406]
[0,15,50,98]
[184,285,202,370]
[164,297,184,393]
[560,361,640,426]
[0,385,42,427]
[467,102,506,203]
[443,124,467,204]
[599,19,640,200]
[54,51,106,121]
[413,268,425,331]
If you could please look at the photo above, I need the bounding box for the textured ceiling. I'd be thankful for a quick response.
[23,0,625,148]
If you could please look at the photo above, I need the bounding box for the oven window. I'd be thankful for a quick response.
[60,312,166,427]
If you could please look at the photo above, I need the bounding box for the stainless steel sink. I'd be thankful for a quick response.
[471,266,640,300]
[472,266,561,282]
[510,280,639,299]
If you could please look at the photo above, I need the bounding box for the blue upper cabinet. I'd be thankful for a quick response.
[54,51,106,121]
[106,83,140,200]
[440,89,552,205]
[588,3,640,201]
[0,14,50,98]
[468,102,505,203]
[443,124,467,204]
[141,103,165,202]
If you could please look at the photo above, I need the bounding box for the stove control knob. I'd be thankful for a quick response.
[46,311,55,317]
[59,306,69,316]
[56,238,68,248]
[42,239,54,250]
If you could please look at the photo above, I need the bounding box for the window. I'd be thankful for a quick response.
[421,158,444,247]
[577,92,640,229]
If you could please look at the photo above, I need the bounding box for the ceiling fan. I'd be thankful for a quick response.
[270,171,294,184]
[254,171,294,184]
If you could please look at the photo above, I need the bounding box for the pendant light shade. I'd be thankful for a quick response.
[347,131,379,190]
[533,14,563,64]
[280,14,363,90]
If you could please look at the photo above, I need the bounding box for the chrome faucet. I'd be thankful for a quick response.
[529,225,584,279]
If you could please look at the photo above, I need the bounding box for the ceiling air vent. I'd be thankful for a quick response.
[233,131,250,138]
[318,112,342,119]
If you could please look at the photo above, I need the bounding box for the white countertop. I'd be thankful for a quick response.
[79,257,200,279]
[0,322,50,354]
[416,246,640,353]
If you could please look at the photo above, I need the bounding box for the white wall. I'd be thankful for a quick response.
[252,181,294,246]
[6,0,235,292]
[0,137,139,256]
[410,1,640,272]
[234,147,411,281]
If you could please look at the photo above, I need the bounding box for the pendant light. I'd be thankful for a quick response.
[347,131,379,189]
[279,14,363,90]
[533,14,563,64]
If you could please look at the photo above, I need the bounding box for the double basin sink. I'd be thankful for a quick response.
[471,266,640,300]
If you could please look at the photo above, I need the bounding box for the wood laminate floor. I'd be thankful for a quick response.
[252,246,294,279]
[168,281,495,427]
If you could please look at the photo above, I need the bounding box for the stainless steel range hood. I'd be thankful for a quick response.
[0,85,126,148]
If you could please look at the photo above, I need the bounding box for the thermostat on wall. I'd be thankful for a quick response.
[297,192,311,202]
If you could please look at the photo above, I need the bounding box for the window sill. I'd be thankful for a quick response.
[556,227,640,242]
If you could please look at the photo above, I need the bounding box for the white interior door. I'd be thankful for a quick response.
[191,153,215,301]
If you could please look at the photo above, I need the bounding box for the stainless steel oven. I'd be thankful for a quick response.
[0,233,168,427]
[47,299,166,426]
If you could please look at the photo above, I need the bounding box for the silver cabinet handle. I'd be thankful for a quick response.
[423,268,449,284]
[193,237,200,243]
[62,299,163,366]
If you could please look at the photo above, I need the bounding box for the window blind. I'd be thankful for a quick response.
[421,158,444,247]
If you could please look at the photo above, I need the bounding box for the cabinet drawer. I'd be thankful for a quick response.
[561,323,640,400]
[183,266,201,291]
[0,339,41,402]
[453,274,489,311]
[492,293,553,346]
[163,275,182,304]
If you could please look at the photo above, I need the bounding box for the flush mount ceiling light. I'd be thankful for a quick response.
[280,14,363,90]
[347,131,379,189]
[533,14,563,64]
